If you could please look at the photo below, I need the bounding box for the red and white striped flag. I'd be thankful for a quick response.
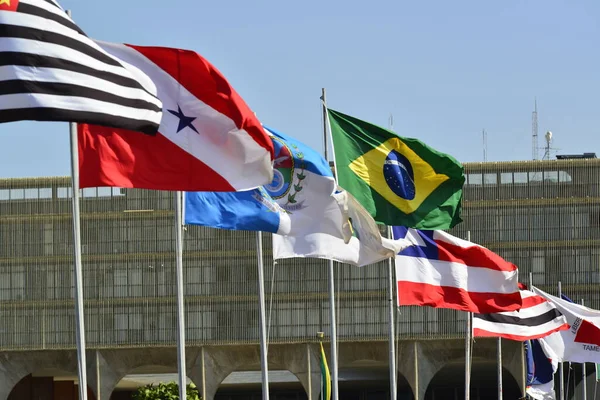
[392,227,522,313]
[473,290,569,341]
[78,42,274,192]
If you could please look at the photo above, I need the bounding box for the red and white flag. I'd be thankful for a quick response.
[78,42,274,191]
[533,287,600,364]
[473,290,569,341]
[392,227,521,313]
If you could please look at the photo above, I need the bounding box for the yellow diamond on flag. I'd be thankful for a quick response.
[348,137,449,214]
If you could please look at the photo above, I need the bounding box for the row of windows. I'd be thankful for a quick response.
[466,170,573,186]
[1,206,599,258]
[0,303,465,349]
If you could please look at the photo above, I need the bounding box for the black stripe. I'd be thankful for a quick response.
[0,107,158,135]
[0,52,157,95]
[41,0,62,10]
[0,80,162,113]
[17,2,87,36]
[475,308,563,327]
[0,23,122,67]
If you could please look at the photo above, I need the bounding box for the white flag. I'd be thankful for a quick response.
[273,188,411,267]
[533,287,600,363]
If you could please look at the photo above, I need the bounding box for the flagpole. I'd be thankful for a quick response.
[68,119,88,400]
[581,299,587,400]
[174,191,187,399]
[256,231,270,400]
[497,337,503,400]
[558,281,564,400]
[386,226,397,400]
[465,231,472,400]
[321,88,339,400]
[386,118,398,400]
[327,260,339,400]
[64,9,88,395]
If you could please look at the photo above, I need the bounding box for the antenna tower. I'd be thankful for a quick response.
[389,114,394,131]
[532,99,538,160]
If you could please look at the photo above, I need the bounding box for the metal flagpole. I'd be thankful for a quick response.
[328,259,339,400]
[558,281,564,400]
[465,230,472,400]
[174,191,187,399]
[256,232,270,399]
[64,8,88,392]
[582,299,587,400]
[387,227,397,400]
[69,119,88,400]
[320,88,339,400]
[497,337,503,400]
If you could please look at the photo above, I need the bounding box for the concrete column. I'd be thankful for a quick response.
[278,343,320,400]
[396,341,440,400]
[189,346,258,400]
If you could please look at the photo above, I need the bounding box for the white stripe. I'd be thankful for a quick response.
[496,301,557,319]
[19,0,74,27]
[97,41,273,190]
[0,65,160,106]
[1,12,99,52]
[432,230,483,249]
[0,93,162,123]
[0,37,135,81]
[395,256,518,294]
[0,13,161,102]
[0,38,161,109]
[474,316,567,338]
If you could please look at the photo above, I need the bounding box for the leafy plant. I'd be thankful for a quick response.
[132,382,201,400]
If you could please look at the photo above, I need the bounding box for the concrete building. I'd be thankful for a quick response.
[0,157,598,399]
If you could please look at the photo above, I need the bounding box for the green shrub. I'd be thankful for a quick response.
[132,382,201,400]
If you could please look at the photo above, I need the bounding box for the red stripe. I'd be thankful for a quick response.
[521,294,548,309]
[126,45,274,161]
[78,125,235,191]
[473,324,569,341]
[434,239,517,272]
[397,281,521,314]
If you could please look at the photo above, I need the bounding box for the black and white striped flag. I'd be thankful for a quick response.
[473,289,569,341]
[0,0,162,134]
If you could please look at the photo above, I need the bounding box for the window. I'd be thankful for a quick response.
[467,173,482,185]
[484,173,497,185]
[500,173,513,184]
[532,251,545,285]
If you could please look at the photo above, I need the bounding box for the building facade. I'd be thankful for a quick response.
[0,158,598,399]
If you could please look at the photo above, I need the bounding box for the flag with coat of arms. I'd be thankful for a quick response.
[185,126,412,267]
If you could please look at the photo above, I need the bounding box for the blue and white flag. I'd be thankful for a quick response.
[526,339,557,400]
[185,126,410,266]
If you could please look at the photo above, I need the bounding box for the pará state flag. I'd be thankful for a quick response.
[185,126,411,267]
[328,108,464,230]
[533,286,600,364]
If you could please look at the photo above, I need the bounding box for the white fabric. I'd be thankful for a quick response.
[533,286,600,363]
[95,41,273,191]
[273,188,411,267]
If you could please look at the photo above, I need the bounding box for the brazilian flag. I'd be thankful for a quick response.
[319,342,331,400]
[328,108,464,230]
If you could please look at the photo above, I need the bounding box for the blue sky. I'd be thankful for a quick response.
[1,0,599,178]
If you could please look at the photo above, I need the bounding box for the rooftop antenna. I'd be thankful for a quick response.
[532,98,539,160]
[389,114,394,131]
[542,131,559,160]
[482,129,488,162]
